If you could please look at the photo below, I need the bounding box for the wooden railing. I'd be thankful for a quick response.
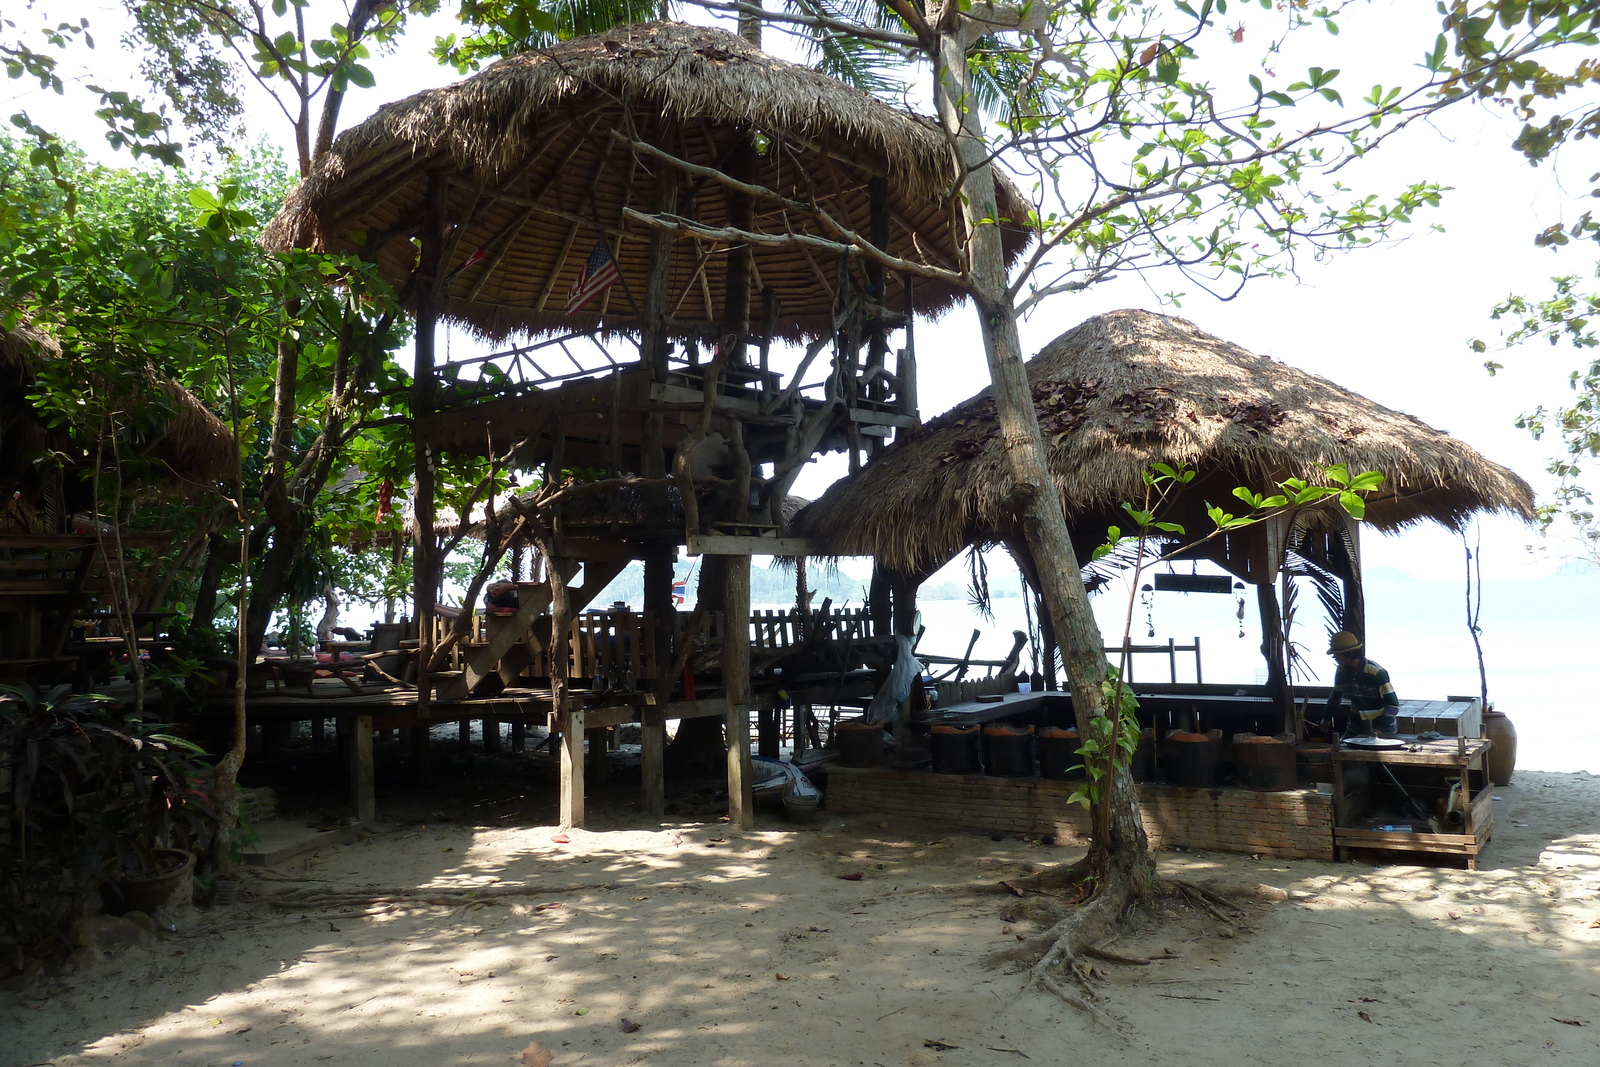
[1102,637,1203,684]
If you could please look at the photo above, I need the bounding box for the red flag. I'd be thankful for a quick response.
[450,247,488,279]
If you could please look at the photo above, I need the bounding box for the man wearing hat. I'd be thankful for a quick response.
[1325,631,1400,736]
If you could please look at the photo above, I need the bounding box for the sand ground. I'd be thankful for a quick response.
[5,767,1598,1067]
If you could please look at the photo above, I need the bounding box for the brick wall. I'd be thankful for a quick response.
[826,767,1334,860]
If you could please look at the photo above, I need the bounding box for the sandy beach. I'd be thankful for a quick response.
[6,762,1598,1067]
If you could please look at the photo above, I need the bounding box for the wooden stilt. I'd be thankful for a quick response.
[350,714,376,828]
[484,718,503,752]
[511,720,526,752]
[642,707,666,818]
[409,725,431,786]
[560,710,585,829]
[586,726,608,783]
[725,701,752,830]
[459,719,471,746]
[724,555,754,830]
[413,173,446,737]
[757,707,779,759]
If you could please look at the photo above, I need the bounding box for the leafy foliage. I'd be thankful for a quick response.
[1443,2,1600,560]
[1,684,218,950]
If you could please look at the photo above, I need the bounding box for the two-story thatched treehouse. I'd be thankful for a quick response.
[261,22,1026,827]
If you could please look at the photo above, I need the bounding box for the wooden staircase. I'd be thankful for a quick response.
[435,557,625,700]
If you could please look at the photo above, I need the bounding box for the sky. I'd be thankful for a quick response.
[7,0,1597,588]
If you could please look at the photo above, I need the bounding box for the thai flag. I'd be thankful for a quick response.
[671,578,687,606]
[565,238,620,314]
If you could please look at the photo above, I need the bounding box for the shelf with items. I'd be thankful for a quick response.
[1332,737,1493,869]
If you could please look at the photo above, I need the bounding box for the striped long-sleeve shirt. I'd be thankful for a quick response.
[1329,658,1399,721]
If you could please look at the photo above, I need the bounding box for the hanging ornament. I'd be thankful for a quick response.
[1234,581,1247,638]
[1140,583,1156,638]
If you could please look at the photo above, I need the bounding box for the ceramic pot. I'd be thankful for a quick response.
[111,847,195,914]
[1482,709,1517,785]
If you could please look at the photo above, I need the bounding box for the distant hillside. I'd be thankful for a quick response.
[1363,565,1419,583]
[592,560,869,608]
[1555,557,1600,578]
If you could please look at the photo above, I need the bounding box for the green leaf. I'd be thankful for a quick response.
[1348,471,1385,492]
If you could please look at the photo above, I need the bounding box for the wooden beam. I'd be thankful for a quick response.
[535,222,583,313]
[688,534,815,557]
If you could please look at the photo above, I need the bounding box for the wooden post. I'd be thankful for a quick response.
[722,136,755,364]
[511,720,526,752]
[349,714,375,828]
[483,718,502,752]
[413,172,447,730]
[724,555,754,830]
[898,275,917,426]
[757,707,779,759]
[868,564,892,637]
[586,726,608,783]
[641,707,666,817]
[409,725,431,786]
[642,139,679,381]
[643,541,675,697]
[1256,582,1294,731]
[560,710,585,829]
[458,719,471,747]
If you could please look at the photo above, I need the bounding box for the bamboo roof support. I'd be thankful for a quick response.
[535,222,583,313]
[465,207,535,302]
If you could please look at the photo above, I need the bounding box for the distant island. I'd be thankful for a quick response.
[1363,565,1419,583]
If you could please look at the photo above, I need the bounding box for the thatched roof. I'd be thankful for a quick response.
[0,323,235,485]
[263,21,1028,342]
[791,309,1535,575]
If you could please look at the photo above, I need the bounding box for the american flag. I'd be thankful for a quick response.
[565,238,620,314]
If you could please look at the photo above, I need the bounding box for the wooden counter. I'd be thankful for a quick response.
[1332,737,1493,869]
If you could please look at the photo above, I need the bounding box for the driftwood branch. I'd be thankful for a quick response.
[620,208,965,286]
[615,133,964,286]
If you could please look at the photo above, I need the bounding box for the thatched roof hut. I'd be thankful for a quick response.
[791,309,1534,579]
[263,20,1028,342]
[0,322,235,491]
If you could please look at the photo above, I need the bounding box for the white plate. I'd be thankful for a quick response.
[1343,736,1406,749]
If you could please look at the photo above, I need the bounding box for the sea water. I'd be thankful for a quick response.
[806,571,1600,774]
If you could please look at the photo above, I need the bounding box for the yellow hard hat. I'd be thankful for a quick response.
[1328,631,1363,656]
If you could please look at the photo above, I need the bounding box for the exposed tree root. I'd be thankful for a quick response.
[260,881,612,912]
[985,859,1253,1019]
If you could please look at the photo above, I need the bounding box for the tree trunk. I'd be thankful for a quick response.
[666,556,728,774]
[933,19,1152,888]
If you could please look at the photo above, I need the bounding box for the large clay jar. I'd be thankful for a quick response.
[1482,708,1517,785]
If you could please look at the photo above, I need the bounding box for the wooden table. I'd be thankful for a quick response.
[1332,737,1493,869]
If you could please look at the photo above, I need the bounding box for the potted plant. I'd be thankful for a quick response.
[1,684,220,962]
